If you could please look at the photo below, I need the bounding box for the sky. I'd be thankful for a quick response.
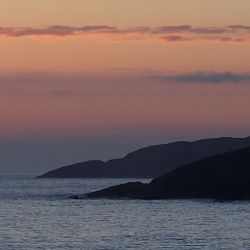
[1,0,250,174]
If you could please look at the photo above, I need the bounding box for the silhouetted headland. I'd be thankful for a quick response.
[38,136,250,179]
[86,146,250,200]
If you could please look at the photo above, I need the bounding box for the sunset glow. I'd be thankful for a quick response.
[1,0,250,173]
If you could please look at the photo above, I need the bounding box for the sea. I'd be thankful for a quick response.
[0,175,249,250]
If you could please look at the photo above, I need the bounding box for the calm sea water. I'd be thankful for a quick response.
[0,175,249,250]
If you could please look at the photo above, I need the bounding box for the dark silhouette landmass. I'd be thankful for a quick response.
[86,146,250,200]
[38,137,250,178]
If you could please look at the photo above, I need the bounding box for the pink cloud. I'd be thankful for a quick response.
[0,25,249,43]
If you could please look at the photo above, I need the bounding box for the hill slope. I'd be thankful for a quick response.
[87,146,250,200]
[38,136,250,179]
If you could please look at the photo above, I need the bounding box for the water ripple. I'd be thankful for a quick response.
[0,176,249,249]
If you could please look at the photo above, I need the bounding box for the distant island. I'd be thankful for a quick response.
[38,136,250,179]
[86,146,250,200]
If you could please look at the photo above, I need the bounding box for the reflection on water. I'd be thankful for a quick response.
[0,175,249,249]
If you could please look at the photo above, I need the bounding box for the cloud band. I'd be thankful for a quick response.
[0,25,249,43]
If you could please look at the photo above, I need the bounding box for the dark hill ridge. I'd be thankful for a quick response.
[38,136,250,179]
[86,146,250,200]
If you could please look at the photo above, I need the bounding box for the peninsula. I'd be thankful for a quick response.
[38,136,250,179]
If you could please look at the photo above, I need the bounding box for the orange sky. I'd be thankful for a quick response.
[1,0,250,172]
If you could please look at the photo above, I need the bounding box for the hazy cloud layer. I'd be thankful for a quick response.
[0,25,250,43]
[151,72,250,83]
[0,71,250,98]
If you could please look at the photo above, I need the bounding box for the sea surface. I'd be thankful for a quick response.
[0,175,249,250]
